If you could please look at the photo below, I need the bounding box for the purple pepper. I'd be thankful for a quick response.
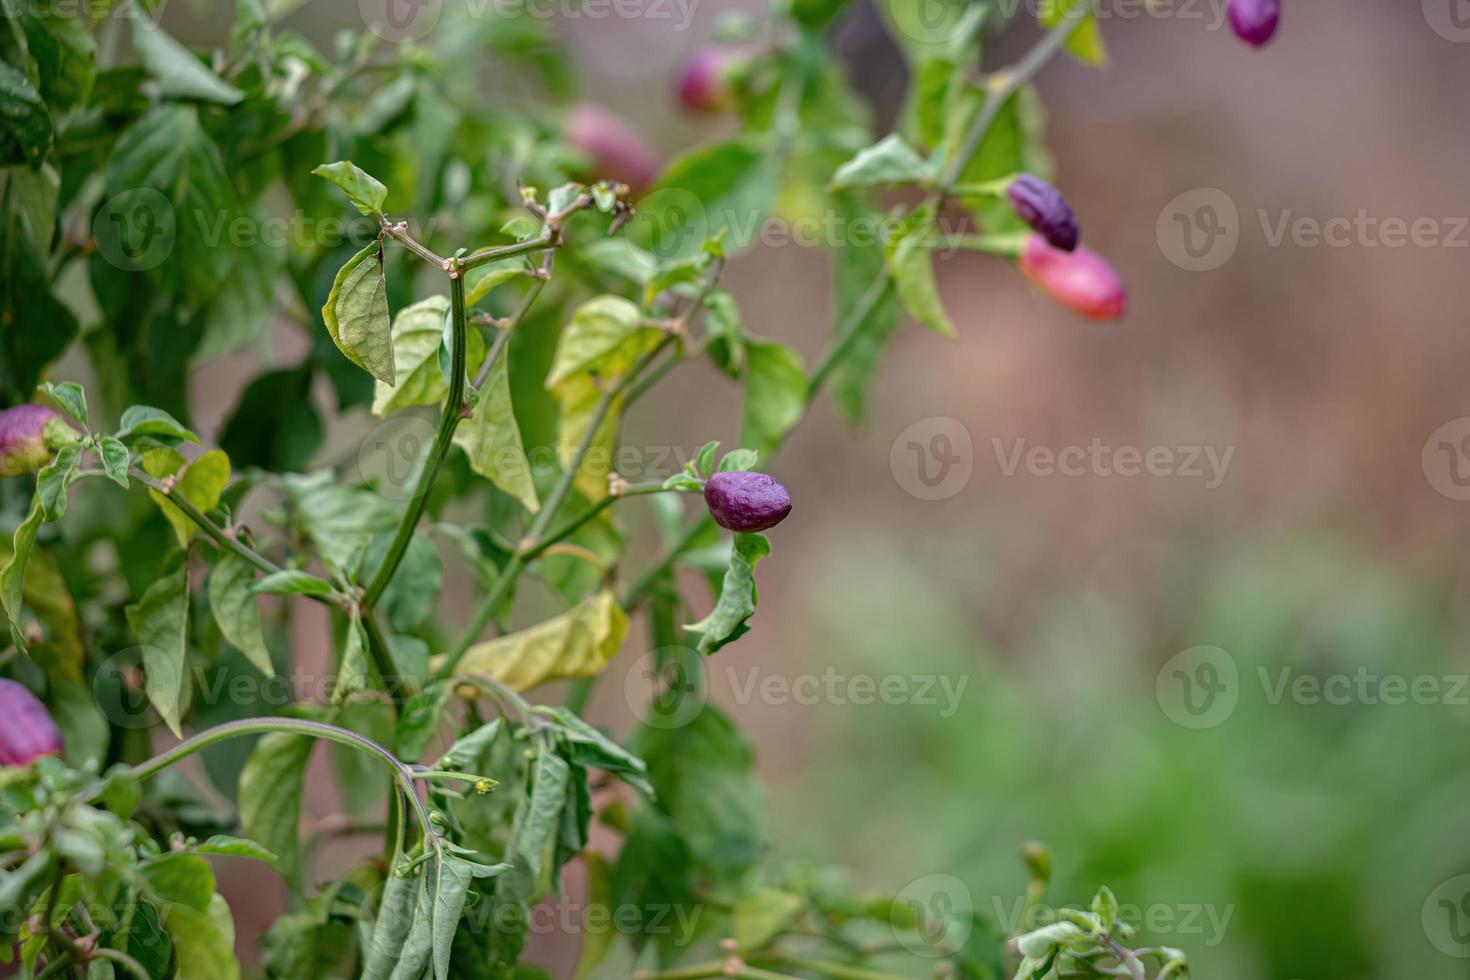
[1006,175,1080,253]
[1228,0,1279,47]
[0,405,60,477]
[0,679,64,767]
[704,471,792,533]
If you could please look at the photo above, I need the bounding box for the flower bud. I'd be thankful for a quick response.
[1006,174,1079,253]
[565,104,662,197]
[0,679,63,767]
[1018,234,1126,321]
[677,46,744,114]
[704,471,792,533]
[1228,0,1279,47]
[0,405,61,477]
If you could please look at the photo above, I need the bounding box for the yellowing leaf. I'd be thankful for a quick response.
[1039,0,1108,68]
[144,448,232,547]
[555,375,621,504]
[454,342,540,513]
[323,241,394,385]
[455,590,628,692]
[546,295,655,388]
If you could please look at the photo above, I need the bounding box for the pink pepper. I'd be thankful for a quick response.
[1018,233,1126,321]
[565,105,663,197]
[0,405,61,477]
[0,679,64,767]
[1228,0,1280,47]
[677,46,743,114]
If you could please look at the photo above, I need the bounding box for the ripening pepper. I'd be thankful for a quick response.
[1006,174,1080,253]
[0,405,62,477]
[704,471,792,533]
[1018,233,1127,321]
[1228,0,1279,47]
[0,679,63,767]
[565,104,663,196]
[677,46,745,114]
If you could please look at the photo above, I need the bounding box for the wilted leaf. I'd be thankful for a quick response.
[312,161,388,217]
[124,558,190,737]
[455,340,540,513]
[142,448,231,547]
[686,533,770,654]
[741,342,806,459]
[323,241,394,385]
[207,552,273,676]
[239,732,312,884]
[455,590,628,692]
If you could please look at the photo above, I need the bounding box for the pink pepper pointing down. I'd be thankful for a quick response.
[0,679,63,767]
[677,46,742,114]
[565,104,662,197]
[704,471,792,533]
[1228,0,1279,47]
[1018,234,1126,321]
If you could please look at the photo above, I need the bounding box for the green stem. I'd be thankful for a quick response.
[89,948,152,980]
[459,233,556,272]
[521,481,671,563]
[364,270,471,606]
[622,516,712,611]
[116,718,435,840]
[33,953,73,980]
[764,954,910,980]
[360,609,411,706]
[380,215,449,269]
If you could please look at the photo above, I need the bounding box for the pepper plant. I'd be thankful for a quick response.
[0,0,1277,975]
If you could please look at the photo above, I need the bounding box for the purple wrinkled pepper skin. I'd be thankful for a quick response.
[0,679,63,767]
[0,405,59,477]
[1006,175,1080,253]
[1228,0,1279,47]
[704,471,792,533]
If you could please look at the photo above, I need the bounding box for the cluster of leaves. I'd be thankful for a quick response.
[0,0,1192,978]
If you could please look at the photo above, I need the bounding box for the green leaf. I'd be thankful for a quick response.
[143,448,231,547]
[430,854,504,980]
[687,533,770,655]
[455,590,628,692]
[640,139,777,261]
[251,569,336,598]
[197,835,278,863]
[455,338,540,514]
[538,706,653,798]
[124,558,190,737]
[719,449,759,473]
[886,205,955,337]
[831,134,937,189]
[40,381,87,427]
[139,852,216,911]
[465,260,532,308]
[436,718,504,773]
[0,60,51,169]
[130,18,243,104]
[104,104,240,304]
[334,611,370,707]
[555,374,621,504]
[36,443,80,522]
[312,161,389,217]
[238,732,313,884]
[363,868,418,980]
[280,472,397,570]
[734,888,805,951]
[546,295,653,389]
[1039,0,1108,67]
[0,495,43,654]
[98,436,130,489]
[117,405,200,446]
[380,533,442,632]
[504,747,572,902]
[164,894,240,980]
[9,163,58,250]
[373,296,486,415]
[207,552,274,677]
[396,680,454,761]
[829,191,904,425]
[323,241,395,385]
[741,341,807,458]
